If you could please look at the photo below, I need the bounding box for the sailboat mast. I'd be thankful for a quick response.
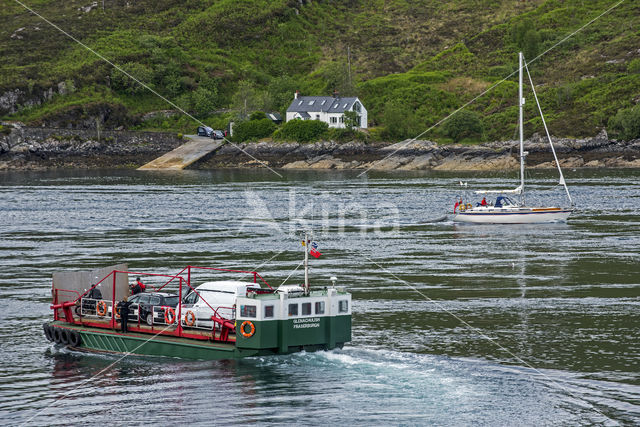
[519,52,525,206]
[304,232,309,295]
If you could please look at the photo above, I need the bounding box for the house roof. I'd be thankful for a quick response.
[267,112,283,121]
[287,96,359,114]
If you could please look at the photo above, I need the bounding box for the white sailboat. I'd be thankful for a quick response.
[453,52,574,224]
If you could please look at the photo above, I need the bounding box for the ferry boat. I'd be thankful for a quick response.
[43,240,351,360]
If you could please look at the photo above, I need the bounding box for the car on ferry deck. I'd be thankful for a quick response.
[128,292,179,325]
[181,281,262,328]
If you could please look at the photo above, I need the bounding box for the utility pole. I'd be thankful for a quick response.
[347,45,352,92]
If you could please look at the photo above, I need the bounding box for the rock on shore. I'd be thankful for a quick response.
[1,124,639,171]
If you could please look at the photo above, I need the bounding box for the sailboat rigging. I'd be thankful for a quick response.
[453,52,574,224]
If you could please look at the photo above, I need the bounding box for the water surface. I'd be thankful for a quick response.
[0,168,638,425]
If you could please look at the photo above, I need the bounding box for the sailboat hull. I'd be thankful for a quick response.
[453,207,572,224]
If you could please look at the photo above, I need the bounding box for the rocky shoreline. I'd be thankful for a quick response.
[1,124,639,171]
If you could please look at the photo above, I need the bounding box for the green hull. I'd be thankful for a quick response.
[46,321,347,360]
[47,322,262,360]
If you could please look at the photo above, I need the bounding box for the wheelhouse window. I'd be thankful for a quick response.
[315,301,325,315]
[288,303,298,316]
[241,305,256,318]
[339,300,349,313]
[302,302,311,316]
[264,305,274,318]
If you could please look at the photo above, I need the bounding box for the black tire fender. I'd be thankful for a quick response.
[53,327,63,344]
[69,330,81,347]
[43,323,54,342]
[60,328,71,346]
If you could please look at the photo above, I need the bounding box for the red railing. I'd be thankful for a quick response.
[50,264,273,343]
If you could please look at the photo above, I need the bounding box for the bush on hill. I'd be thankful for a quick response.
[608,105,640,141]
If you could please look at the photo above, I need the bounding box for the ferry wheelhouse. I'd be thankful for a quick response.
[44,250,351,360]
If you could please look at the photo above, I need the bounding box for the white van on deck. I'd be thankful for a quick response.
[181,281,262,328]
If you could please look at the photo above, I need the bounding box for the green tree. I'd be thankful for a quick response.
[512,19,540,60]
[381,100,417,140]
[442,109,484,142]
[343,110,359,130]
[232,80,261,120]
[608,105,640,140]
[264,76,299,113]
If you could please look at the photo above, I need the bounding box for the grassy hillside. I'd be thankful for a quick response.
[1,0,638,141]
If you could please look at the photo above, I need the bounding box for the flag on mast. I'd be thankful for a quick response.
[309,241,321,258]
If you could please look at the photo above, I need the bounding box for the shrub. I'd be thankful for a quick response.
[608,105,640,141]
[233,118,276,142]
[177,133,183,140]
[442,109,484,142]
[110,62,154,95]
[273,119,328,142]
[628,59,640,74]
[327,128,369,143]
[249,111,267,120]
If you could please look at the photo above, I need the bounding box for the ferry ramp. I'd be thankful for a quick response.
[137,135,226,170]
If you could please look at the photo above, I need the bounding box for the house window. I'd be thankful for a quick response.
[302,302,311,315]
[288,303,298,316]
[241,305,256,318]
[321,100,326,105]
[333,103,339,109]
[354,102,361,112]
[308,100,315,105]
[330,117,337,124]
[316,114,320,120]
[339,116,344,123]
[339,300,349,313]
[298,100,303,105]
[343,103,348,108]
[315,301,325,315]
[264,305,274,318]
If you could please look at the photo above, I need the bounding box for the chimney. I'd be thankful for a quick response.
[333,89,338,98]
[294,90,299,99]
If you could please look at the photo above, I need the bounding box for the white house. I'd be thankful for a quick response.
[285,92,368,129]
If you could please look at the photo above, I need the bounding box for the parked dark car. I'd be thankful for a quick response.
[197,126,214,137]
[128,292,179,325]
[212,130,225,139]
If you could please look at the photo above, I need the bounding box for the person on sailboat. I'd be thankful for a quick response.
[480,197,487,206]
[454,198,462,213]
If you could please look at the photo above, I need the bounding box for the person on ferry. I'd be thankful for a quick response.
[117,297,132,333]
[130,277,146,295]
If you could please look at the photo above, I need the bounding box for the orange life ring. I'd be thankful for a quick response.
[96,300,108,317]
[114,305,121,319]
[466,203,472,209]
[164,307,176,324]
[240,320,255,338]
[184,310,196,327]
